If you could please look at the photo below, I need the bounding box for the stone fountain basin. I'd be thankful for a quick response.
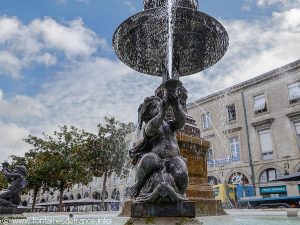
[113,7,229,77]
[18,210,300,225]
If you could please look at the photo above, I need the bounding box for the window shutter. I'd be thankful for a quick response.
[254,95,266,111]
[288,82,300,100]
[259,130,273,154]
[268,169,277,181]
[295,123,300,135]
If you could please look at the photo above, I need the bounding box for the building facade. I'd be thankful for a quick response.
[187,60,300,197]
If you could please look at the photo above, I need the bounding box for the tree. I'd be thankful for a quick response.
[11,149,52,211]
[85,117,131,209]
[23,126,93,212]
[0,172,8,191]
[41,126,92,212]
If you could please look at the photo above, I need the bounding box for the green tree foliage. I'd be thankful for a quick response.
[24,126,92,212]
[0,172,8,191]
[85,117,131,208]
[12,150,55,211]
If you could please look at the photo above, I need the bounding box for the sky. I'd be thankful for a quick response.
[0,0,300,161]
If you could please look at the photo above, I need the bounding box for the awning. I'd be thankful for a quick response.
[36,198,120,207]
[273,172,300,182]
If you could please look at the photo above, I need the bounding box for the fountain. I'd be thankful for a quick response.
[113,0,229,220]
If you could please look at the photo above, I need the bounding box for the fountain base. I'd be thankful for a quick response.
[0,207,26,215]
[193,198,226,217]
[131,201,195,218]
[124,217,203,225]
[120,199,225,218]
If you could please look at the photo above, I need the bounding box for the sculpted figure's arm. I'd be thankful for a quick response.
[168,93,187,131]
[145,98,168,137]
[2,165,21,180]
[3,170,22,180]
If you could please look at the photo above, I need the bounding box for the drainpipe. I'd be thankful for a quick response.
[241,91,257,196]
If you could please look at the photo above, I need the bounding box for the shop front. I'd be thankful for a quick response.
[260,186,287,198]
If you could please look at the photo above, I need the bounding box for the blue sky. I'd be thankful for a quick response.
[0,0,300,160]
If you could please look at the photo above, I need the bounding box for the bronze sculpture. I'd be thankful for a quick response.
[129,82,188,203]
[0,161,27,208]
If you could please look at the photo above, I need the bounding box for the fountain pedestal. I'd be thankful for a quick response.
[156,84,225,216]
[177,133,226,216]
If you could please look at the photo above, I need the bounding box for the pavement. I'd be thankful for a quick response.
[225,209,300,217]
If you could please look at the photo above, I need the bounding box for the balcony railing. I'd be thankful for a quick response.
[207,156,240,168]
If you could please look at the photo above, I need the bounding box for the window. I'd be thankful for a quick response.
[207,148,214,167]
[111,189,120,200]
[202,112,211,129]
[227,104,237,122]
[258,129,274,160]
[295,122,300,148]
[259,168,278,183]
[92,192,101,200]
[76,193,82,200]
[208,176,218,186]
[114,176,120,184]
[127,173,133,183]
[288,82,300,104]
[228,173,249,184]
[229,137,240,161]
[207,148,213,161]
[254,94,268,114]
[101,191,108,200]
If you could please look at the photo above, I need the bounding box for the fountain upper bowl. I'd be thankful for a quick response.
[113,6,229,77]
[144,0,199,10]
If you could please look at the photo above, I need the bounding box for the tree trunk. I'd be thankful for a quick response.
[58,188,64,212]
[101,172,108,211]
[31,188,39,212]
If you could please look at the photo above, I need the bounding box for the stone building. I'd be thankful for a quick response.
[187,59,300,197]
[28,172,135,211]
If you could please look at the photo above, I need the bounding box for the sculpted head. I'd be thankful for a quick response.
[13,165,27,177]
[138,96,161,129]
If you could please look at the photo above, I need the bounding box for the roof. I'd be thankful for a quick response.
[187,59,300,107]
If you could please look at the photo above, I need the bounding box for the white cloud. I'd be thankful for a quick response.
[0,16,108,78]
[30,18,101,58]
[0,120,30,162]
[0,90,47,161]
[55,0,90,5]
[0,90,47,121]
[120,0,137,12]
[36,58,160,131]
[0,51,22,78]
[0,17,20,43]
[256,0,300,8]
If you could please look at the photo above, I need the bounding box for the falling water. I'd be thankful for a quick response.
[191,101,230,157]
[167,0,174,79]
[191,100,237,208]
